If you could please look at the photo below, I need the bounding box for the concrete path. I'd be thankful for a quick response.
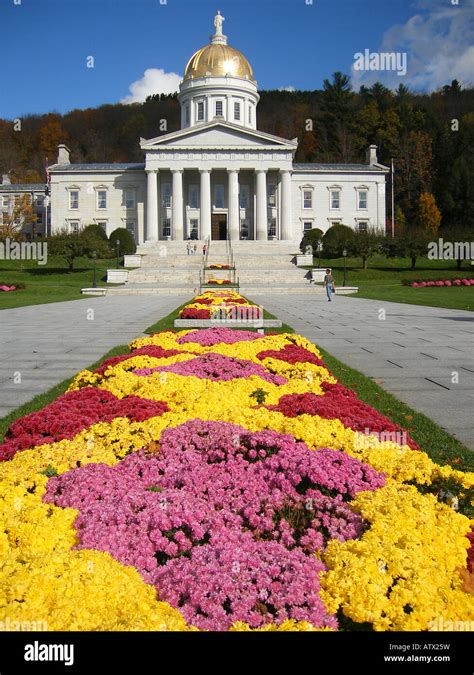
[0,295,190,419]
[251,293,474,450]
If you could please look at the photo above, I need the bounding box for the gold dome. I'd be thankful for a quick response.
[184,13,255,81]
[184,43,255,81]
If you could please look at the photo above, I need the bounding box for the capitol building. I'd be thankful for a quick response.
[47,12,388,245]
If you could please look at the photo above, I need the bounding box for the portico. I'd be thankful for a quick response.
[143,158,294,242]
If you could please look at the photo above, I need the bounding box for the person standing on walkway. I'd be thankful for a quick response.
[186,242,191,255]
[193,243,197,255]
[323,268,335,302]
[202,244,207,257]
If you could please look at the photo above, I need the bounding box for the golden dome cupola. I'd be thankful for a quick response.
[178,11,259,130]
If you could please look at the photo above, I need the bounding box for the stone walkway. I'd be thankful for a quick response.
[0,295,190,418]
[251,293,474,450]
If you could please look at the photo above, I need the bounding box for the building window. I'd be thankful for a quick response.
[2,196,9,208]
[189,218,198,238]
[197,101,205,122]
[124,190,135,209]
[125,221,136,238]
[330,190,340,210]
[69,221,80,234]
[36,196,44,207]
[268,184,276,207]
[162,184,171,208]
[268,218,277,237]
[240,219,249,239]
[97,221,107,233]
[329,219,342,227]
[234,102,241,121]
[215,100,223,117]
[185,104,190,126]
[358,189,368,209]
[97,190,107,210]
[69,191,79,210]
[189,184,199,209]
[303,190,313,209]
[214,184,225,209]
[248,106,252,125]
[358,220,369,232]
[239,184,249,209]
[303,221,313,231]
[162,218,171,238]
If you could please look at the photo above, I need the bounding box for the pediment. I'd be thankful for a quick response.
[141,122,297,151]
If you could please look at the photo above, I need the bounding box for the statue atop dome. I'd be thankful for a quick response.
[214,11,224,36]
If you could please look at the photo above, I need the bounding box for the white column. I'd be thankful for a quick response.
[172,170,184,241]
[255,170,268,240]
[228,169,240,241]
[200,169,211,241]
[146,170,158,242]
[280,170,292,240]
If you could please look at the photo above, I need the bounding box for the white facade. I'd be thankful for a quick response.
[47,13,388,244]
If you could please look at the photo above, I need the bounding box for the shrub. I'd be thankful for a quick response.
[300,228,323,254]
[322,224,355,258]
[109,228,135,255]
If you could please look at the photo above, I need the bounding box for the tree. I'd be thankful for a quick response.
[0,194,36,238]
[109,227,135,255]
[322,224,355,258]
[39,114,68,158]
[352,228,384,270]
[300,228,323,254]
[47,231,97,271]
[390,229,431,270]
[417,192,441,234]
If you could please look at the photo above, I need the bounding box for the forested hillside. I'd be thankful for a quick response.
[1,74,473,228]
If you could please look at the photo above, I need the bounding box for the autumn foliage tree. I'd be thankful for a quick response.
[416,192,441,234]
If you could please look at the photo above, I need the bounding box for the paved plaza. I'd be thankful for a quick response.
[251,293,474,450]
[0,295,189,418]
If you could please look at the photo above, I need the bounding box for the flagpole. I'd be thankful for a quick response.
[391,158,395,239]
[44,157,50,237]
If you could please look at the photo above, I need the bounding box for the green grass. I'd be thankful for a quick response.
[319,346,473,473]
[308,255,474,311]
[0,256,117,309]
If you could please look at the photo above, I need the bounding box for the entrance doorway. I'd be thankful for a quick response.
[211,214,227,240]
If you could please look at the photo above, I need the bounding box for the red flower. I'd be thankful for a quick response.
[0,387,169,461]
[264,382,419,450]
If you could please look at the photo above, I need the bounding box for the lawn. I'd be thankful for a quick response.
[308,255,474,311]
[0,256,115,309]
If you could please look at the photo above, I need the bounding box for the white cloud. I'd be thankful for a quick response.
[351,0,474,91]
[121,68,181,103]
[278,85,296,92]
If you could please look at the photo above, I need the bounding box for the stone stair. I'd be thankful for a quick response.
[106,240,321,295]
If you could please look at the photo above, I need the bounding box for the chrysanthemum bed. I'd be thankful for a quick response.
[0,324,473,631]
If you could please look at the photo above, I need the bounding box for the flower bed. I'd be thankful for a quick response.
[0,325,472,631]
[179,291,258,320]
[0,284,18,292]
[404,278,474,288]
[208,264,231,270]
[206,279,232,285]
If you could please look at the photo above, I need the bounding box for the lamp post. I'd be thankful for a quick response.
[342,248,348,288]
[317,240,323,269]
[92,251,97,289]
[116,239,120,269]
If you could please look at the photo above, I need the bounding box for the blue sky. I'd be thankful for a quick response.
[1,0,472,119]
